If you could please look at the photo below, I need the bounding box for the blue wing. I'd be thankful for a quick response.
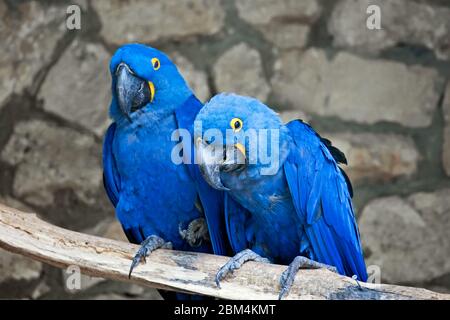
[175,96,231,256]
[284,120,367,281]
[102,123,121,207]
[103,123,144,244]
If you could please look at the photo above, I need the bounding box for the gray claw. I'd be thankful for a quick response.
[278,268,295,300]
[278,256,338,300]
[128,235,172,278]
[215,249,270,289]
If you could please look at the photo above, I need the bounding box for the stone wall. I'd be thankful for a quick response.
[0,0,449,299]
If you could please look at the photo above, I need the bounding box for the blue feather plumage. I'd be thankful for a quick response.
[196,93,368,282]
[102,45,240,299]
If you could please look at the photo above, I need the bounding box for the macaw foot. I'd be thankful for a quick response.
[178,218,210,248]
[215,249,270,288]
[278,256,338,300]
[128,235,172,278]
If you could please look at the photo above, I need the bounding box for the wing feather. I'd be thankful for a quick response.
[284,120,367,281]
[102,123,121,207]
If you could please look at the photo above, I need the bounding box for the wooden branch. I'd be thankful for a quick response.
[0,203,448,300]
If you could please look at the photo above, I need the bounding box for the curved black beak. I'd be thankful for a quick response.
[115,63,151,122]
[196,138,246,191]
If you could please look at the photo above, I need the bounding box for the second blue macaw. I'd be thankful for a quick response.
[102,44,234,299]
[195,93,368,299]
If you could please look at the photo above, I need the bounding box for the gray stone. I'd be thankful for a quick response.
[236,0,319,50]
[259,23,310,50]
[125,284,146,297]
[328,0,450,60]
[39,40,111,137]
[236,0,321,26]
[278,109,310,124]
[31,281,51,299]
[271,49,441,127]
[1,120,102,207]
[443,82,450,176]
[213,43,270,101]
[0,249,43,282]
[444,82,450,124]
[0,1,68,109]
[326,132,419,184]
[444,126,450,177]
[93,293,132,300]
[92,0,225,45]
[171,53,211,103]
[359,189,450,284]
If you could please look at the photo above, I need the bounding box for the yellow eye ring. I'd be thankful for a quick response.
[230,118,243,132]
[151,57,160,70]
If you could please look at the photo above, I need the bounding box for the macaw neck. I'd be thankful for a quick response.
[221,127,292,188]
[155,80,193,110]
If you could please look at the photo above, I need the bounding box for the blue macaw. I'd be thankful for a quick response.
[102,44,234,299]
[195,93,368,299]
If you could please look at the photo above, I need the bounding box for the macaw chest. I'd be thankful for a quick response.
[113,124,198,214]
[227,171,304,263]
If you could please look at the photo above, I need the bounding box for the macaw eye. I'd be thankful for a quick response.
[230,118,243,132]
[151,58,160,70]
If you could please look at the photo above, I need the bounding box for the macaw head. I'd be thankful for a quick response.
[109,43,192,123]
[195,93,290,190]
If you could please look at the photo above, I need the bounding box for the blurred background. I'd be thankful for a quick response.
[0,0,449,299]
